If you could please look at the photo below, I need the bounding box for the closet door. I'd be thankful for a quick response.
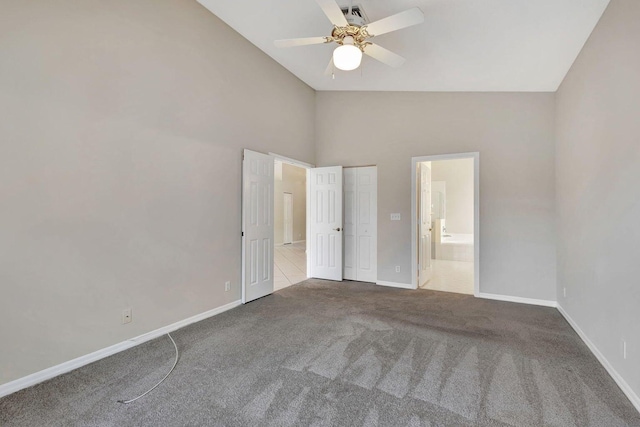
[343,169,357,280]
[355,167,377,283]
[343,167,377,283]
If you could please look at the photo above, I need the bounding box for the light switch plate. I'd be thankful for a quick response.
[390,213,401,221]
[122,308,132,324]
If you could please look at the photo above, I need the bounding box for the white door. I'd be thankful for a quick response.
[242,149,274,303]
[283,193,293,244]
[344,169,357,280]
[419,163,433,287]
[344,167,377,283]
[309,166,343,281]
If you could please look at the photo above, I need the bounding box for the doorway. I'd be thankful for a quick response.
[242,149,379,303]
[273,159,308,291]
[411,153,479,295]
[283,193,293,245]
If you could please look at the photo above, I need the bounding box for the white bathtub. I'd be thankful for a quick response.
[437,233,474,262]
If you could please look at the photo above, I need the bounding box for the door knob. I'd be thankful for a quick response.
[334,227,341,232]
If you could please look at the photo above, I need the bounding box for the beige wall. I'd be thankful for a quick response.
[316,92,556,300]
[431,158,474,234]
[0,0,315,385]
[556,0,640,399]
[274,163,307,245]
[6,0,637,401]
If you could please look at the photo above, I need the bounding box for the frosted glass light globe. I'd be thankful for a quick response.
[333,37,362,71]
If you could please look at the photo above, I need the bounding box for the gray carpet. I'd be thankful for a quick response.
[1,279,639,426]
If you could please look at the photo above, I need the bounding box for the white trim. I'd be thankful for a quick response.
[292,239,306,244]
[268,152,315,169]
[306,168,311,276]
[557,305,640,413]
[477,292,557,308]
[411,152,480,295]
[376,280,414,290]
[0,300,242,399]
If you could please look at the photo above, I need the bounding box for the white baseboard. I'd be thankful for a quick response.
[476,292,557,308]
[376,280,415,290]
[557,304,640,413]
[0,300,242,399]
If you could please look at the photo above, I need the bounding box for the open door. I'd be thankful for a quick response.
[309,166,343,281]
[419,162,433,287]
[242,149,274,303]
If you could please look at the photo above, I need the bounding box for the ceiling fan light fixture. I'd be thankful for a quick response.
[332,36,362,71]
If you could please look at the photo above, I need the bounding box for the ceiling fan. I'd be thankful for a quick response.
[274,0,424,74]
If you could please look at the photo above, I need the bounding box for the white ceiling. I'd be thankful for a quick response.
[197,0,610,92]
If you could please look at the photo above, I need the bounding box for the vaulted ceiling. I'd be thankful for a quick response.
[197,0,610,92]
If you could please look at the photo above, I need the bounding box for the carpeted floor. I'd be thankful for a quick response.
[1,279,639,426]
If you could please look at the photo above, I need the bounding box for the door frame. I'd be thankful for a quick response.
[410,152,480,295]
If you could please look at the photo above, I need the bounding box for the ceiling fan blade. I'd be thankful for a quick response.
[315,0,348,27]
[365,7,424,37]
[324,58,334,76]
[364,43,406,68]
[274,37,328,48]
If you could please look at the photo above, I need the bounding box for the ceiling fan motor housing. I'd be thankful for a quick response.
[345,13,365,27]
[331,24,371,50]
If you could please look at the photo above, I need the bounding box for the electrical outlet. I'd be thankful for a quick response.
[225,281,231,292]
[122,308,132,324]
[563,287,566,298]
[395,266,401,273]
[622,340,627,359]
[390,213,401,221]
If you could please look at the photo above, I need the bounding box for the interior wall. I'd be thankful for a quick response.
[274,163,307,245]
[556,0,640,401]
[0,0,315,386]
[316,92,556,300]
[431,158,474,234]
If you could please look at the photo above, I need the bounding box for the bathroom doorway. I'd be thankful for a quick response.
[411,153,479,295]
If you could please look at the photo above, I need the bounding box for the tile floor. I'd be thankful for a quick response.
[420,259,475,295]
[275,243,472,295]
[274,241,307,290]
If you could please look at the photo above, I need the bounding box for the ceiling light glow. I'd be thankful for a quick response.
[332,37,362,71]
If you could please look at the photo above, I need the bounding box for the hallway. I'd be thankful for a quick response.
[274,241,307,290]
